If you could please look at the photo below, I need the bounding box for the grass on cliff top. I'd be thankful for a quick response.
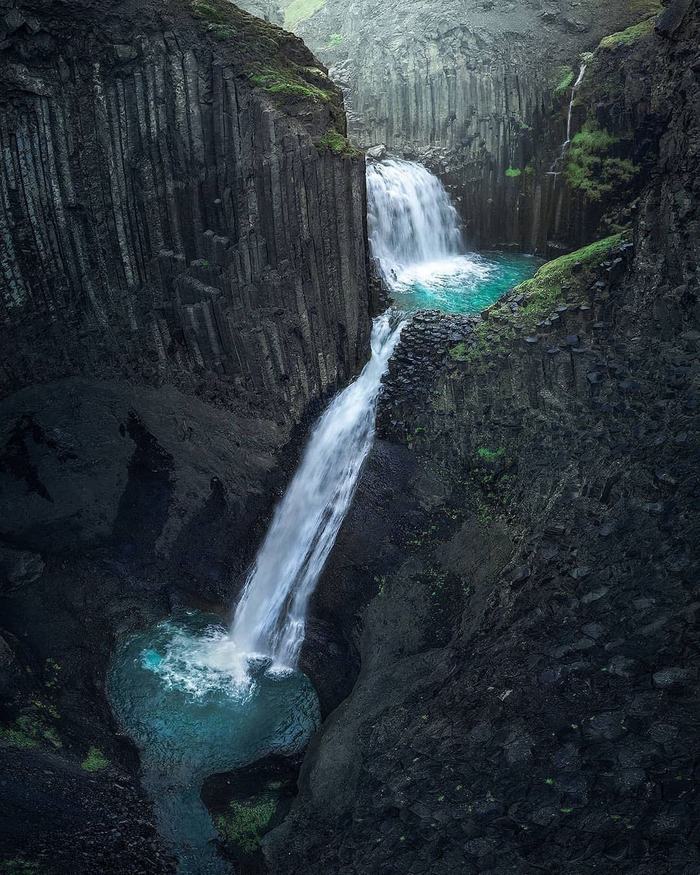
[449,232,629,363]
[284,0,326,28]
[188,0,338,108]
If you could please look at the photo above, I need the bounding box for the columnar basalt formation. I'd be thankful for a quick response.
[294,0,663,252]
[0,0,370,423]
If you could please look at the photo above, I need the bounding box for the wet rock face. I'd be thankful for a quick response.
[295,0,659,252]
[0,0,371,425]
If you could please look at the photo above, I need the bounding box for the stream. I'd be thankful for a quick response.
[108,157,539,873]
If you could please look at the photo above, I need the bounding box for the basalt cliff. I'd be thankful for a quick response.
[0,0,371,869]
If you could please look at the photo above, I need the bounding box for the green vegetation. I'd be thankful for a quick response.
[0,657,63,753]
[191,0,234,24]
[81,746,109,772]
[0,712,61,750]
[328,33,343,46]
[250,68,331,102]
[512,232,626,316]
[215,799,276,853]
[316,129,361,157]
[449,233,628,365]
[0,725,37,749]
[552,65,574,95]
[505,166,521,179]
[0,860,40,875]
[448,341,469,362]
[284,0,326,29]
[477,447,505,462]
[598,15,656,49]
[565,122,639,201]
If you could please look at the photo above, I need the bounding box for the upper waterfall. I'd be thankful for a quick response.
[366,158,463,284]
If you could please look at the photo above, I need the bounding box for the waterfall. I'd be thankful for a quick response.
[228,312,404,671]
[549,62,587,175]
[366,158,463,284]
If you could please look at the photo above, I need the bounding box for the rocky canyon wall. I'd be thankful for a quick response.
[267,4,700,872]
[295,0,665,253]
[0,0,371,423]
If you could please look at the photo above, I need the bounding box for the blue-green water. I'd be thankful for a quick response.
[389,251,541,314]
[108,612,320,874]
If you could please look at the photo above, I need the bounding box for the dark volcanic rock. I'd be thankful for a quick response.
[0,0,371,426]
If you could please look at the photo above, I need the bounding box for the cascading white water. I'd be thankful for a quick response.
[228,311,403,671]
[366,158,463,284]
[549,62,587,175]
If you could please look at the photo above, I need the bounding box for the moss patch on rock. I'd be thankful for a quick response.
[316,129,361,157]
[81,746,109,772]
[565,122,639,202]
[598,15,656,49]
[552,65,575,95]
[215,798,276,854]
[449,232,629,364]
[250,68,331,102]
[0,859,41,875]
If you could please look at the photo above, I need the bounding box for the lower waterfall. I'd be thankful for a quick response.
[228,311,403,670]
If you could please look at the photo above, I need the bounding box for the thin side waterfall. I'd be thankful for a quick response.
[549,62,587,176]
[229,312,404,670]
[366,158,463,284]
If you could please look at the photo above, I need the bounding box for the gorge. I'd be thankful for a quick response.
[1,0,698,874]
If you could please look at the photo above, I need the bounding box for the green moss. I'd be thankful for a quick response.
[514,232,626,315]
[448,342,469,362]
[215,799,276,854]
[250,68,331,102]
[0,726,37,749]
[191,0,232,24]
[284,0,326,29]
[0,706,62,750]
[477,447,505,462]
[565,122,639,202]
[328,33,343,46]
[316,129,361,157]
[450,232,629,365]
[598,16,655,49]
[0,860,41,875]
[505,166,522,178]
[552,65,575,95]
[81,746,109,772]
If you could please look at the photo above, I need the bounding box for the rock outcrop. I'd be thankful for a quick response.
[267,5,700,872]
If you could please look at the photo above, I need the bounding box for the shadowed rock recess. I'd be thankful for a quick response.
[266,5,700,874]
